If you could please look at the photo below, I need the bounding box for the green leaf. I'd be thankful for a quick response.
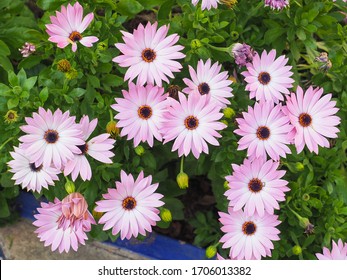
[296,29,306,41]
[158,0,174,20]
[23,76,37,91]
[8,71,18,86]
[36,0,65,10]
[17,68,27,86]
[7,97,19,109]
[18,56,42,69]
[70,88,86,98]
[39,87,49,104]
[0,195,10,218]
[0,40,10,57]
[0,55,14,72]
[117,0,144,16]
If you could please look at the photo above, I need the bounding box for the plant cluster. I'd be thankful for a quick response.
[0,0,346,260]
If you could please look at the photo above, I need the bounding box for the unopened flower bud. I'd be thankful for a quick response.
[295,162,305,171]
[292,245,302,255]
[176,171,189,189]
[224,180,230,189]
[206,245,217,259]
[160,208,172,222]
[106,120,120,139]
[220,0,238,9]
[65,68,78,80]
[97,42,108,51]
[57,59,71,73]
[64,180,75,194]
[299,217,310,229]
[302,193,310,201]
[134,145,145,156]
[191,39,202,50]
[223,107,235,119]
[4,110,19,124]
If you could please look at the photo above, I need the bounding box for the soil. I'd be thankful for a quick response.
[153,176,216,244]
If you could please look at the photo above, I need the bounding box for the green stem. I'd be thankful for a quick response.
[0,137,14,151]
[109,109,114,122]
[180,156,185,173]
[206,43,231,53]
[286,204,302,220]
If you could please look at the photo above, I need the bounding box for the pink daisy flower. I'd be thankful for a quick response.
[33,192,96,253]
[235,101,293,161]
[219,208,281,260]
[316,239,347,260]
[8,147,60,193]
[161,92,227,159]
[46,2,98,52]
[192,0,220,10]
[112,22,185,87]
[19,107,84,170]
[95,170,164,240]
[225,157,289,217]
[111,83,168,147]
[64,116,115,181]
[264,0,289,10]
[241,49,294,104]
[183,59,233,108]
[284,86,340,154]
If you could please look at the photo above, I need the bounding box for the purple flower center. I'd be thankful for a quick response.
[44,129,59,144]
[77,143,88,155]
[248,178,263,193]
[198,82,210,95]
[299,113,312,127]
[122,197,137,210]
[29,163,43,172]
[184,116,199,130]
[138,105,153,120]
[69,31,82,42]
[141,48,156,63]
[258,72,271,85]
[256,126,270,140]
[242,221,257,235]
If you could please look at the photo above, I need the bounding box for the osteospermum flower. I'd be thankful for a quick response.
[235,101,293,161]
[219,208,281,260]
[231,43,256,67]
[225,158,289,217]
[316,239,347,260]
[19,42,36,57]
[64,116,115,181]
[284,86,340,154]
[95,170,164,240]
[8,147,60,193]
[113,22,185,87]
[33,192,96,253]
[183,59,233,108]
[242,49,294,104]
[161,92,227,159]
[46,2,98,52]
[192,0,220,10]
[264,0,289,10]
[19,107,84,170]
[111,83,168,147]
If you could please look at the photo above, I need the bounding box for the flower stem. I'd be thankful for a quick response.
[109,109,113,122]
[180,156,185,173]
[0,137,14,151]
